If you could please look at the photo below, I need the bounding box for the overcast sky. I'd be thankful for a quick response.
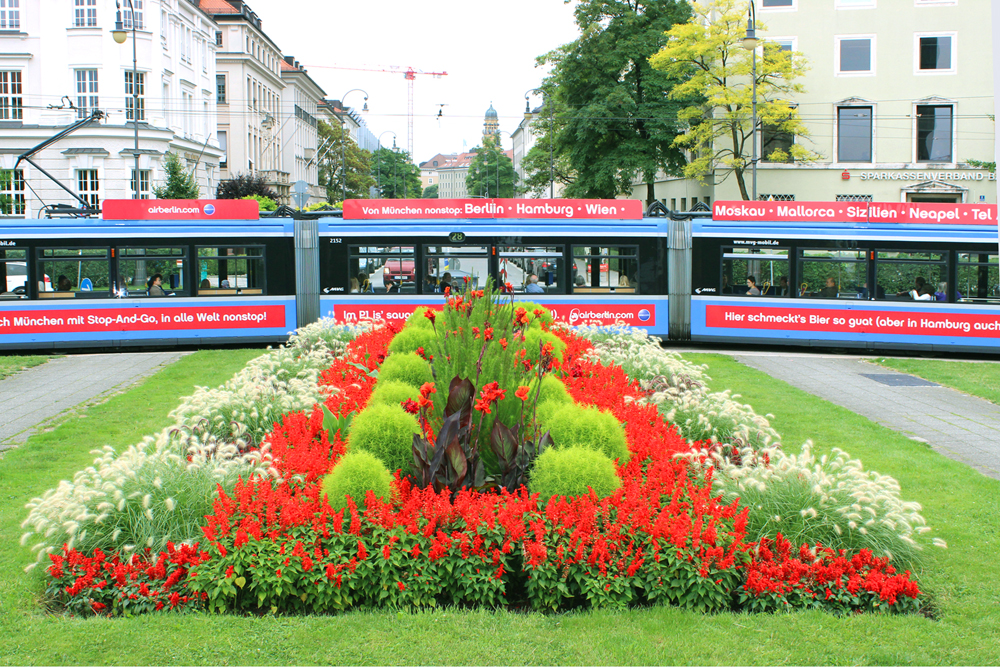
[245,0,582,164]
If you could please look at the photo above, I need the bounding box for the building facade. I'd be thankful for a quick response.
[280,56,324,204]
[0,0,223,216]
[635,0,995,207]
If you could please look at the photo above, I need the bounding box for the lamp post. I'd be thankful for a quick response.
[525,88,553,198]
[742,0,758,202]
[112,0,140,199]
[339,89,368,202]
[375,130,396,199]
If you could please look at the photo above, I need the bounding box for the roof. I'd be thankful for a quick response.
[198,0,238,13]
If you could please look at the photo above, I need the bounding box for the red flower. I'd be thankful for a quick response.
[514,307,529,326]
[474,382,506,414]
[401,399,419,414]
[397,581,406,592]
[484,327,494,340]
[515,386,530,401]
[424,309,436,324]
[91,601,107,613]
[499,338,508,351]
[420,382,437,399]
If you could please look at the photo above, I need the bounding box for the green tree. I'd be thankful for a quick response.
[317,120,374,202]
[152,152,200,199]
[0,170,16,214]
[422,184,439,198]
[371,147,421,199]
[650,0,817,200]
[520,111,575,197]
[216,172,278,200]
[465,139,517,198]
[530,0,693,203]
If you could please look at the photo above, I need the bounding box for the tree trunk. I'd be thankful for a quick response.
[646,180,656,209]
[735,168,750,201]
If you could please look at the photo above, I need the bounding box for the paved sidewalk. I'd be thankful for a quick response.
[0,351,189,451]
[732,352,1000,480]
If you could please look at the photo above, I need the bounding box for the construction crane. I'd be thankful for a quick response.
[309,64,448,158]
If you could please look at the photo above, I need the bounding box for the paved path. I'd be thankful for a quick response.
[0,351,188,451]
[731,352,1000,480]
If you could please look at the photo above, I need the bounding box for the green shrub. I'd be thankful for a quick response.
[535,399,568,425]
[531,374,573,407]
[347,403,422,474]
[377,352,433,389]
[368,380,421,409]
[514,302,554,327]
[545,404,629,464]
[523,328,566,364]
[321,451,393,511]
[529,446,621,503]
[387,326,438,356]
[241,194,277,211]
[405,307,437,330]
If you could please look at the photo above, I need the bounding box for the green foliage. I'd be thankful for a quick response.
[152,152,200,199]
[377,352,433,389]
[320,451,393,511]
[531,0,693,201]
[372,147,421,199]
[347,403,422,474]
[216,172,278,200]
[367,380,421,409]
[465,138,518,198]
[241,194,277,211]
[650,0,818,200]
[317,119,374,201]
[529,375,574,409]
[405,307,436,330]
[513,302,555,327]
[387,326,438,356]
[965,159,996,173]
[545,404,629,464]
[523,328,566,365]
[529,446,621,503]
[422,184,439,198]
[534,399,565,425]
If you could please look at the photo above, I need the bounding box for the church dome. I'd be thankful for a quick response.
[485,103,498,120]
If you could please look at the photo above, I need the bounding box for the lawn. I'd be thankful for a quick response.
[0,355,52,380]
[0,349,997,665]
[872,357,1000,405]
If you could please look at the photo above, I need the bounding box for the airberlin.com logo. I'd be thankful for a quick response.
[203,204,216,215]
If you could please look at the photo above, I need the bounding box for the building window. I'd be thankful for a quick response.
[77,169,99,208]
[131,169,150,199]
[837,106,873,162]
[218,130,227,169]
[125,71,145,121]
[75,69,98,119]
[215,30,222,46]
[0,71,22,120]
[761,0,795,7]
[836,36,874,74]
[761,123,794,163]
[0,0,20,30]
[0,169,25,214]
[916,105,953,162]
[123,0,142,29]
[216,75,226,104]
[917,34,955,73]
[73,0,96,27]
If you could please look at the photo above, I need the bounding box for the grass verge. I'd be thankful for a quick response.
[0,350,997,665]
[0,355,53,380]
[871,357,1000,405]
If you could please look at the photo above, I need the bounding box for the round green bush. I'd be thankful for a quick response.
[321,450,393,511]
[405,307,437,330]
[529,446,621,503]
[545,404,629,464]
[532,374,573,406]
[534,399,565,426]
[514,302,554,327]
[368,380,421,409]
[523,328,566,364]
[347,403,422,474]
[388,326,438,356]
[377,352,433,389]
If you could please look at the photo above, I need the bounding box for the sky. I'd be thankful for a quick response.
[245,0,582,165]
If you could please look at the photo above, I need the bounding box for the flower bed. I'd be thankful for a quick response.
[28,283,939,617]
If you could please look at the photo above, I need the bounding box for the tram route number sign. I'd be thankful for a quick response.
[712,200,998,225]
[342,199,644,220]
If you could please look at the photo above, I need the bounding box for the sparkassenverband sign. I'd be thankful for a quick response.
[858,171,996,182]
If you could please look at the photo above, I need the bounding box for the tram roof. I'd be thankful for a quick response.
[694,218,1000,244]
[0,217,295,239]
[317,216,672,237]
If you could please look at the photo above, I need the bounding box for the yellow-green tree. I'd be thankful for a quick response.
[650,0,818,200]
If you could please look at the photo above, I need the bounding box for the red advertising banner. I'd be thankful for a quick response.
[102,199,260,221]
[712,200,997,225]
[705,305,1000,338]
[0,305,286,334]
[332,302,655,327]
[342,199,644,220]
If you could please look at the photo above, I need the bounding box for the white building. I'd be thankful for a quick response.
[0,0,223,216]
[280,57,324,204]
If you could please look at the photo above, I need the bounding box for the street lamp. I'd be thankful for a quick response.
[112,0,140,199]
[340,89,368,202]
[742,0,758,202]
[375,130,396,199]
[525,88,553,198]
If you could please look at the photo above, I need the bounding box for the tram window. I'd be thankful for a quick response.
[571,246,639,293]
[0,248,27,298]
[721,247,789,296]
[37,247,111,298]
[348,246,415,294]
[798,249,866,299]
[874,250,947,301]
[117,247,187,296]
[424,245,489,293]
[196,246,265,295]
[957,252,1000,303]
[497,246,564,294]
